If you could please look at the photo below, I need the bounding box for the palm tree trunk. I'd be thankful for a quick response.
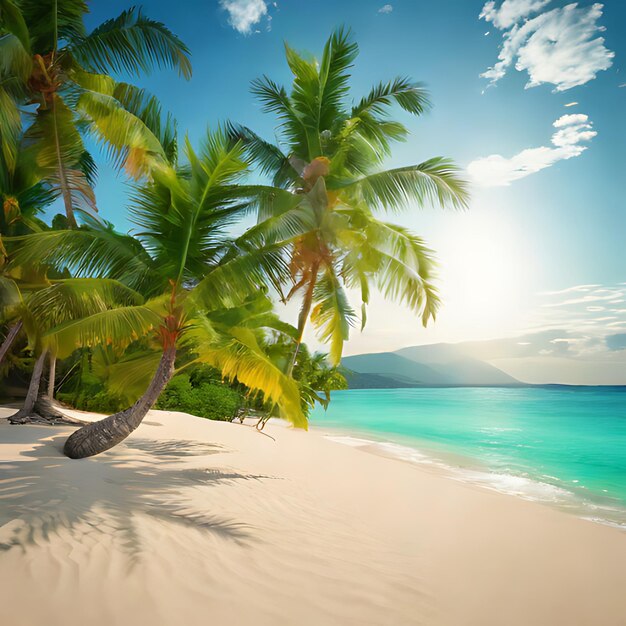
[8,348,82,425]
[9,349,47,421]
[47,355,56,399]
[0,320,22,365]
[287,266,319,376]
[63,346,177,459]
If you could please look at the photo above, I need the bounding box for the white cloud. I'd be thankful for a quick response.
[480,2,614,92]
[540,284,600,296]
[480,0,550,29]
[564,101,578,107]
[378,4,393,14]
[220,0,268,34]
[544,293,623,308]
[467,113,596,187]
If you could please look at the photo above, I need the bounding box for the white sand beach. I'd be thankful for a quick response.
[0,406,625,626]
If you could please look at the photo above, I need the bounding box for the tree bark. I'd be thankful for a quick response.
[15,349,47,415]
[63,346,176,459]
[8,348,84,425]
[47,355,56,399]
[0,320,22,366]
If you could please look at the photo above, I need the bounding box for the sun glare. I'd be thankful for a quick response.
[433,209,536,340]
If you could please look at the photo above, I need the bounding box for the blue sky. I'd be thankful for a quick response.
[77,0,625,383]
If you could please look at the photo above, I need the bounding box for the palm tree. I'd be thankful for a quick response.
[0,275,24,365]
[5,277,141,424]
[228,28,469,368]
[248,335,347,429]
[0,129,60,367]
[12,128,305,458]
[0,1,190,227]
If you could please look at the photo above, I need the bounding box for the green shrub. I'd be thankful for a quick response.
[156,374,242,421]
[156,374,194,410]
[189,364,222,387]
[57,389,127,414]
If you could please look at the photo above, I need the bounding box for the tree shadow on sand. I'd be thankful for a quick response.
[0,427,273,566]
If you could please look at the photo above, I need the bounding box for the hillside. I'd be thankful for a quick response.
[342,344,519,388]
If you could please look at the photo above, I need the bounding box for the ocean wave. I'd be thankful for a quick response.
[324,433,626,530]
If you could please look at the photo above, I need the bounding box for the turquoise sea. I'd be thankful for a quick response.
[311,387,626,527]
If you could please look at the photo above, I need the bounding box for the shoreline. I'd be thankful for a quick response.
[313,424,626,530]
[1,406,625,626]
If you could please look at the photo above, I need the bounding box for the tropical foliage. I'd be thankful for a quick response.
[0,13,468,459]
[0,0,190,228]
[228,28,468,367]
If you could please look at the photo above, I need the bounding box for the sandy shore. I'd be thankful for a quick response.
[0,406,625,626]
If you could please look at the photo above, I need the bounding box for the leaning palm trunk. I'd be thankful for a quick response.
[63,346,176,459]
[9,348,83,425]
[0,321,23,365]
[12,349,47,417]
[47,355,56,399]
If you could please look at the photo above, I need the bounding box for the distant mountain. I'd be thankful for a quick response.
[342,343,520,388]
[395,344,518,385]
[342,353,448,386]
[343,371,418,389]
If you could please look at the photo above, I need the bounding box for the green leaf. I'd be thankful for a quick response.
[72,6,192,79]
[338,158,469,211]
[190,318,307,429]
[78,90,167,179]
[27,278,144,330]
[310,268,356,365]
[0,0,31,52]
[18,0,86,53]
[44,304,161,358]
[352,77,430,118]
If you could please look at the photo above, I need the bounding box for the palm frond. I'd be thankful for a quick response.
[106,348,162,402]
[190,242,290,311]
[352,77,430,118]
[19,0,86,53]
[317,27,358,130]
[72,6,192,79]
[190,320,306,428]
[44,304,161,358]
[341,217,440,326]
[234,184,301,221]
[77,149,97,186]
[78,89,167,178]
[130,128,251,284]
[27,278,144,329]
[112,83,178,163]
[0,0,31,52]
[72,69,179,164]
[225,122,293,187]
[0,275,22,318]
[250,75,309,159]
[7,226,160,294]
[339,158,469,211]
[24,94,97,222]
[0,82,21,173]
[0,32,32,79]
[310,268,356,365]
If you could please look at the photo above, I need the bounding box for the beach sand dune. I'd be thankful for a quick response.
[0,407,624,626]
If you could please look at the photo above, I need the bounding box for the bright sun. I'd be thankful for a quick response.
[433,208,537,341]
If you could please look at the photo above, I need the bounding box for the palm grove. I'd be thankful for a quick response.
[0,1,468,458]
